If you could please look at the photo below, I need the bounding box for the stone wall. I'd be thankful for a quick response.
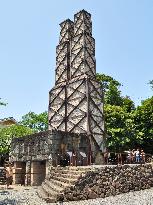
[10,130,91,185]
[10,130,90,166]
[10,130,62,185]
[63,164,153,201]
[10,130,53,162]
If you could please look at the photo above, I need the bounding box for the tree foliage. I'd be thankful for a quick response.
[105,104,135,152]
[96,73,123,106]
[0,98,7,106]
[133,97,153,153]
[20,111,48,132]
[149,80,153,90]
[122,96,135,113]
[0,111,48,155]
[97,73,136,151]
[97,73,153,153]
[0,124,34,154]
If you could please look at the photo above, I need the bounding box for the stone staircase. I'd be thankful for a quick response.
[37,166,92,203]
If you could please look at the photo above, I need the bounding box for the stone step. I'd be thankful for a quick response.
[42,182,59,197]
[37,186,49,199]
[46,178,72,189]
[44,180,64,193]
[51,166,92,171]
[37,186,56,203]
[48,172,82,180]
[51,176,78,184]
[50,169,86,175]
[37,166,92,202]
[68,166,93,172]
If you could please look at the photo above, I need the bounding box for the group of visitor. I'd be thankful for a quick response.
[126,148,145,164]
[104,148,146,165]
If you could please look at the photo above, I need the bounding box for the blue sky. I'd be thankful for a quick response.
[0,0,153,121]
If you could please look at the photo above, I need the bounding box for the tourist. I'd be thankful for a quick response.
[117,152,122,165]
[140,149,145,163]
[131,149,135,163]
[104,149,109,165]
[127,149,132,164]
[4,163,13,189]
[135,149,140,163]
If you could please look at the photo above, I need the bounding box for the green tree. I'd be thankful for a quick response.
[105,104,135,152]
[0,98,7,106]
[0,124,34,154]
[97,73,136,151]
[96,73,123,106]
[122,96,135,113]
[133,97,153,153]
[20,111,48,132]
[149,80,153,90]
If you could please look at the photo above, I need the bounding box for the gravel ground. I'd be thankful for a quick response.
[1,185,153,205]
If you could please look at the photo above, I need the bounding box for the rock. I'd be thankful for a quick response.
[62,164,153,201]
[65,193,74,201]
[94,186,101,195]
[134,187,139,191]
[105,191,111,197]
[115,182,121,189]
[88,191,98,199]
[56,193,64,202]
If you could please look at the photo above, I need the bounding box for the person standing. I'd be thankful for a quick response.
[127,149,132,164]
[117,152,122,165]
[104,149,109,165]
[135,149,140,163]
[5,163,13,189]
[131,149,135,163]
[140,149,145,163]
